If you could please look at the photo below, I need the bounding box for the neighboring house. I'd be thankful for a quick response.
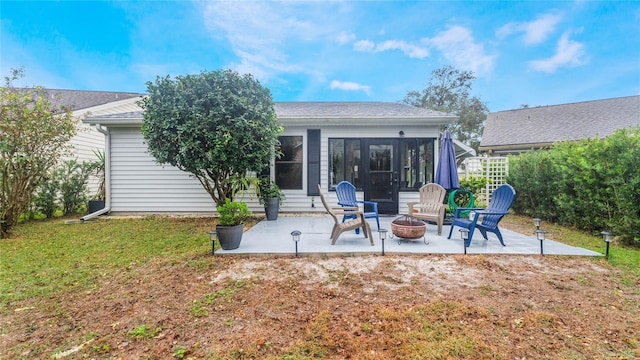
[39,89,144,193]
[479,95,640,155]
[41,89,144,162]
[82,101,461,217]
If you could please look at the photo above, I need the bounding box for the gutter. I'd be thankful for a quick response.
[80,124,111,221]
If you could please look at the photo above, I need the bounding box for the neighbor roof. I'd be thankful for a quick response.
[18,88,143,111]
[479,95,640,153]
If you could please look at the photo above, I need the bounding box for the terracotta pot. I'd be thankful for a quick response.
[391,218,427,239]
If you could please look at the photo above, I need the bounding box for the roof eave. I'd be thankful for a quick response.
[85,115,458,127]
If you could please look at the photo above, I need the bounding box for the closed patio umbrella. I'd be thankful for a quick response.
[435,128,460,190]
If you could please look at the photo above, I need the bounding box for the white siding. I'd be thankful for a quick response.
[110,128,217,214]
[108,122,441,215]
[65,99,143,195]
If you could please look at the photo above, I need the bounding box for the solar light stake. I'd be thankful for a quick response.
[533,218,541,230]
[209,230,217,256]
[601,231,614,259]
[379,229,388,256]
[291,230,301,257]
[459,228,469,254]
[536,229,547,255]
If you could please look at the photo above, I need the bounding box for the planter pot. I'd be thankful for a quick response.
[87,200,106,214]
[216,224,244,250]
[264,197,280,221]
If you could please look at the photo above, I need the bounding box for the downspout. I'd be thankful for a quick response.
[80,124,111,221]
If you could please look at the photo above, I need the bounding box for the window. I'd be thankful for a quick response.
[400,139,434,190]
[329,137,434,191]
[275,136,303,189]
[329,139,361,190]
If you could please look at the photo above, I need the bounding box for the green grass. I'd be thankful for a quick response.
[2,214,639,313]
[0,216,215,310]
[533,218,640,286]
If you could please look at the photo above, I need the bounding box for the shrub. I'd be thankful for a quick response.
[57,160,92,216]
[507,127,640,246]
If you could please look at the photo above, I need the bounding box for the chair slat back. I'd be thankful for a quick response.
[481,184,516,229]
[418,183,446,212]
[336,181,358,207]
[317,184,339,223]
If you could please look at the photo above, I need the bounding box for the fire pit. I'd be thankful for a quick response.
[391,215,428,244]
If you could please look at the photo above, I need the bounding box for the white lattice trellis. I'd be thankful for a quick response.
[461,157,509,204]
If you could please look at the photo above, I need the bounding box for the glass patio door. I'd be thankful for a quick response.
[363,140,399,214]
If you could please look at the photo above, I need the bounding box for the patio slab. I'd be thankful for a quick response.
[214,215,602,257]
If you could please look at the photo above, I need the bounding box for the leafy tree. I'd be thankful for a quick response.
[0,68,75,238]
[403,65,489,152]
[140,69,283,206]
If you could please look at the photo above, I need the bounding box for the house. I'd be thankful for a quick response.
[479,95,640,155]
[36,89,144,193]
[41,89,144,162]
[81,101,464,218]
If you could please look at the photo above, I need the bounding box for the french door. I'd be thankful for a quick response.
[362,139,399,214]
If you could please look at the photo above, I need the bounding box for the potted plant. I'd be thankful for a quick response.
[258,176,284,221]
[216,198,252,250]
[87,149,106,214]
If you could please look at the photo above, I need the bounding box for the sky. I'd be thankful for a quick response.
[1,1,639,112]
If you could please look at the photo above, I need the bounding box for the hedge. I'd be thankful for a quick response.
[507,127,640,246]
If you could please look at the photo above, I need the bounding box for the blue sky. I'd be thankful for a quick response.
[2,1,639,111]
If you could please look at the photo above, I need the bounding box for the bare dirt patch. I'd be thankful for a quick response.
[2,249,638,359]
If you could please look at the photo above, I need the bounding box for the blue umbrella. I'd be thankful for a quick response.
[435,128,460,190]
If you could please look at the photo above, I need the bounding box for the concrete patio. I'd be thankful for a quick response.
[214,214,602,257]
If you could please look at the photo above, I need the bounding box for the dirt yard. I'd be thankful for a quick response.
[1,223,639,359]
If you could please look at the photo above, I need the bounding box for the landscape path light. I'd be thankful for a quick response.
[291,230,301,257]
[379,229,388,256]
[533,218,541,230]
[536,229,547,255]
[208,230,217,256]
[601,231,614,259]
[459,228,469,254]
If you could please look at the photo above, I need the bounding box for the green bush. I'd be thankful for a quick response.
[216,199,252,226]
[507,127,640,246]
[32,170,60,219]
[57,160,92,216]
[459,175,487,199]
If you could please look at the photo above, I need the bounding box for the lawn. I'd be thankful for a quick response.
[0,214,638,359]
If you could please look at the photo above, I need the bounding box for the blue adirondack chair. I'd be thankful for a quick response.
[335,181,380,233]
[447,184,516,247]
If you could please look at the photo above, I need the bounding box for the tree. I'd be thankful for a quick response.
[0,68,75,238]
[402,65,489,153]
[139,69,283,206]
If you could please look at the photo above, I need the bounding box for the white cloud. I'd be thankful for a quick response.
[425,26,495,75]
[354,40,375,52]
[529,32,587,73]
[353,39,429,59]
[330,80,371,95]
[200,2,328,80]
[336,31,356,45]
[497,12,563,45]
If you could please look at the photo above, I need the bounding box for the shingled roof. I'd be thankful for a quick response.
[85,101,457,125]
[17,88,143,111]
[479,95,640,154]
[274,101,453,118]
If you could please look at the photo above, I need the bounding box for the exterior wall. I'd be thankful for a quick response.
[107,123,441,216]
[66,98,143,195]
[109,127,216,214]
